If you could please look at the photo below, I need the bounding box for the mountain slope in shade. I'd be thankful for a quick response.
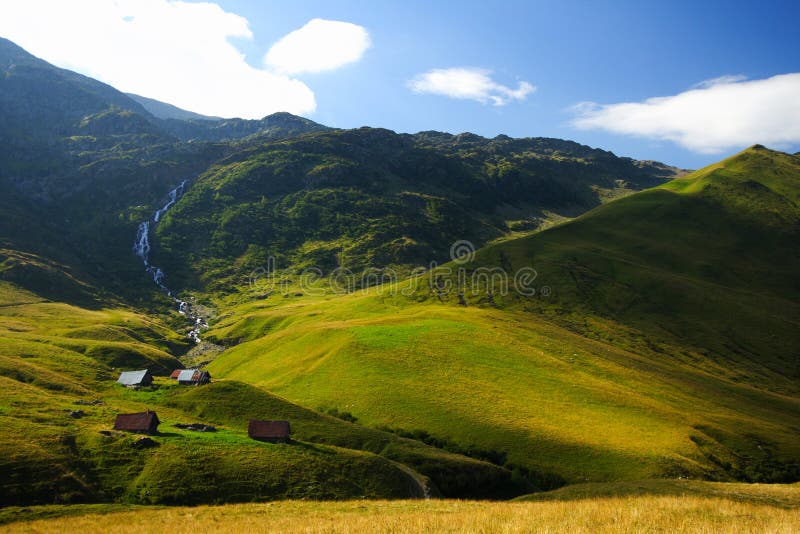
[465,145,800,387]
[126,92,220,121]
[151,127,684,291]
[156,111,330,142]
[0,37,153,139]
[126,92,330,142]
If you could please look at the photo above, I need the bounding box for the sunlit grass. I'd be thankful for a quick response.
[207,289,800,482]
[3,487,799,533]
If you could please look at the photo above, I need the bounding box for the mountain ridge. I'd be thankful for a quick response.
[126,92,221,121]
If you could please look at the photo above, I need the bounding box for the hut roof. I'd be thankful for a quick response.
[117,369,151,386]
[248,420,291,440]
[114,411,160,432]
[177,369,198,381]
[177,369,211,382]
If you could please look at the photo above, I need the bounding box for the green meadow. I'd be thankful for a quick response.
[0,146,798,512]
[0,282,526,505]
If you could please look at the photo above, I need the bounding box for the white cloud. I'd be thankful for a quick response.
[264,18,370,75]
[571,73,800,153]
[408,67,535,106]
[0,1,373,119]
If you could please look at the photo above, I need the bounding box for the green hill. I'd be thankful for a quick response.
[203,146,800,485]
[466,145,800,386]
[0,278,536,505]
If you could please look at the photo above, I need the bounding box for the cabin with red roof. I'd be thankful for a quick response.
[248,420,291,443]
[113,410,160,434]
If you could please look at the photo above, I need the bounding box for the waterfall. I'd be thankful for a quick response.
[154,179,186,223]
[133,180,207,342]
[133,222,151,266]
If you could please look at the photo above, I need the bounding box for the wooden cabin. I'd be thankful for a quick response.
[116,369,153,388]
[248,420,291,443]
[114,410,160,434]
[177,369,211,386]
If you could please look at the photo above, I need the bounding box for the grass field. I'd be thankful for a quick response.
[1,481,798,533]
[205,290,800,484]
[0,281,526,504]
[202,146,800,485]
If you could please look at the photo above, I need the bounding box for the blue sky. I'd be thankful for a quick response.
[1,0,799,168]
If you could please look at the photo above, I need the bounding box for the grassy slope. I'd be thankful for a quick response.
[0,281,525,505]
[2,482,798,532]
[206,292,799,483]
[477,145,800,385]
[206,146,800,484]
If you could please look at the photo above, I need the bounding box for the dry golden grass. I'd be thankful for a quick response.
[4,495,799,533]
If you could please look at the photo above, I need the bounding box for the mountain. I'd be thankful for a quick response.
[0,36,683,303]
[0,35,680,300]
[126,92,330,142]
[156,111,330,143]
[0,38,325,301]
[0,36,325,145]
[126,92,220,121]
[150,127,684,291]
[0,37,151,139]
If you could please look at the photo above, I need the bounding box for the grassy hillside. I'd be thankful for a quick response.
[205,292,800,484]
[152,128,682,291]
[2,481,798,532]
[464,145,800,387]
[0,280,535,505]
[204,146,800,485]
[0,280,421,505]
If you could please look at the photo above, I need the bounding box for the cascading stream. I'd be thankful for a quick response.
[133,180,207,342]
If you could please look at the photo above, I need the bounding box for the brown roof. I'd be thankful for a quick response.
[192,370,210,381]
[177,369,211,383]
[170,369,182,379]
[248,420,290,439]
[114,411,160,433]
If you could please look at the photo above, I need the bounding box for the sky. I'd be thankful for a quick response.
[1,0,799,168]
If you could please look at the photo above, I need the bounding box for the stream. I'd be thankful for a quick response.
[133,180,208,342]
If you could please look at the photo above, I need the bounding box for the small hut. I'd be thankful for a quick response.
[114,410,160,434]
[177,369,211,386]
[116,369,153,388]
[248,420,291,443]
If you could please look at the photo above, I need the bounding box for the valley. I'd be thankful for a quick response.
[0,31,798,531]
